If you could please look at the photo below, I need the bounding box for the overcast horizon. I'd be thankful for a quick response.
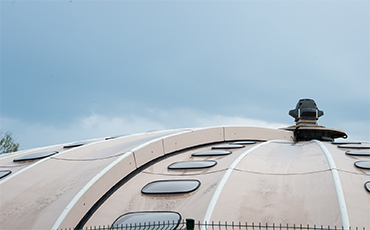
[1,1,369,150]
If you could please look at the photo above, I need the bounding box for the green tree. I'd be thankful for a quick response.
[0,131,20,154]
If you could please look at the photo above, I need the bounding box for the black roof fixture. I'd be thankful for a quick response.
[289,99,324,126]
[286,99,347,142]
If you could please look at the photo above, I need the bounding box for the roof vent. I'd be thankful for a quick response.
[289,98,324,126]
[286,99,347,142]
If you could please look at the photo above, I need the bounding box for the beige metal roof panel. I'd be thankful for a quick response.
[83,140,349,228]
[317,142,370,227]
[144,144,256,176]
[323,142,370,175]
[84,142,258,227]
[1,124,369,230]
[0,144,66,175]
[337,172,370,228]
[0,129,187,230]
[162,127,224,154]
[211,170,340,226]
[85,165,224,227]
[224,126,293,141]
[236,141,330,174]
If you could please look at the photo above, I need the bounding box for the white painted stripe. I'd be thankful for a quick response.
[313,140,350,230]
[0,139,106,186]
[0,146,79,186]
[50,150,133,230]
[201,141,271,228]
[0,130,187,184]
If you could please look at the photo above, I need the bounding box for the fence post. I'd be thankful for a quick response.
[187,219,195,230]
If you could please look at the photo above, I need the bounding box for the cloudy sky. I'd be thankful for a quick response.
[1,1,369,150]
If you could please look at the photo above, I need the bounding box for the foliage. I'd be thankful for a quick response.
[0,131,20,154]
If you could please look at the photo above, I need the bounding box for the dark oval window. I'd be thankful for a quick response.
[192,150,231,156]
[338,144,370,149]
[105,135,126,140]
[212,144,244,149]
[354,161,370,170]
[111,211,181,230]
[13,151,59,162]
[332,141,362,145]
[0,170,11,179]
[345,150,370,156]
[63,142,88,148]
[365,181,370,193]
[142,179,200,194]
[230,141,257,145]
[168,160,217,170]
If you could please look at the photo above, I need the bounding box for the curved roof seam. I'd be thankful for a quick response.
[52,129,193,230]
[0,142,65,161]
[50,151,130,161]
[0,164,33,168]
[141,169,228,176]
[232,168,332,175]
[0,137,112,186]
[51,150,135,230]
[337,169,370,176]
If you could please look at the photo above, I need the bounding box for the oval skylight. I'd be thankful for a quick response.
[13,151,59,162]
[365,181,370,193]
[168,160,217,170]
[141,179,200,194]
[111,211,181,230]
[338,144,370,149]
[211,144,244,149]
[345,150,370,156]
[63,142,86,148]
[230,141,257,145]
[0,170,11,179]
[192,150,232,156]
[105,135,125,140]
[354,161,370,170]
[332,141,362,145]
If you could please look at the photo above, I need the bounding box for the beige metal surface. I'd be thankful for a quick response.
[0,126,369,230]
[211,141,340,226]
[0,129,186,230]
[84,144,255,227]
[321,142,370,228]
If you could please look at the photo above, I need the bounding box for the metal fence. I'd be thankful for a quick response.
[61,219,366,230]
